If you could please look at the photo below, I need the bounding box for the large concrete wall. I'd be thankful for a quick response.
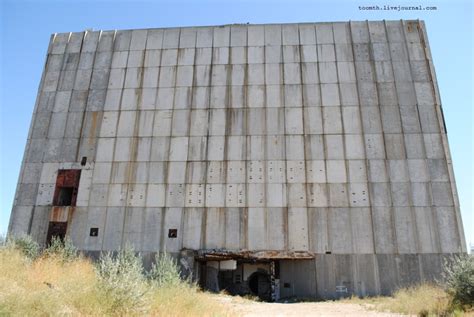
[9,20,466,297]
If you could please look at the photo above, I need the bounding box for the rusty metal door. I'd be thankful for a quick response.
[53,169,81,206]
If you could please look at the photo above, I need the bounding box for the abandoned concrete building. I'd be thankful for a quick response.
[9,20,466,300]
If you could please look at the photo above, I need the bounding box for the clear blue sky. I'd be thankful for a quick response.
[0,0,472,248]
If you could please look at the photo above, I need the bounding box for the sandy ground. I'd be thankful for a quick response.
[214,295,407,317]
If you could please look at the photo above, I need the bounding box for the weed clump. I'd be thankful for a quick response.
[44,236,78,261]
[96,246,148,314]
[442,254,474,310]
[8,235,40,260]
[148,252,182,287]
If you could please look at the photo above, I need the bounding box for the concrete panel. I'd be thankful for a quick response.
[369,182,392,207]
[308,207,329,253]
[247,208,266,250]
[83,207,106,251]
[166,184,185,207]
[226,183,246,207]
[162,208,183,252]
[265,85,282,108]
[126,184,147,207]
[351,208,374,253]
[205,184,225,207]
[169,137,189,161]
[186,161,206,183]
[187,136,207,161]
[247,183,265,207]
[183,208,203,250]
[326,160,346,183]
[141,208,163,251]
[207,161,225,183]
[102,207,125,250]
[185,184,205,207]
[266,183,287,207]
[388,160,409,183]
[347,160,367,183]
[393,207,417,253]
[372,207,396,254]
[411,182,431,207]
[288,207,309,251]
[407,159,429,182]
[321,84,340,107]
[167,161,187,184]
[345,134,365,159]
[8,206,34,237]
[431,182,454,207]
[266,135,285,160]
[328,183,349,207]
[349,183,370,207]
[435,207,461,253]
[329,208,352,253]
[404,133,425,159]
[322,107,342,134]
[266,160,284,183]
[306,160,326,183]
[305,135,324,160]
[414,207,438,253]
[286,161,306,183]
[399,106,421,133]
[247,136,265,160]
[325,135,344,159]
[427,159,449,182]
[284,85,303,108]
[266,207,286,250]
[301,64,318,85]
[364,134,385,159]
[288,183,307,207]
[418,105,440,133]
[353,254,377,296]
[145,184,166,207]
[227,161,246,183]
[307,183,328,207]
[225,208,243,250]
[367,160,388,183]
[205,208,226,248]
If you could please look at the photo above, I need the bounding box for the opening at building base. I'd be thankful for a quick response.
[165,249,456,301]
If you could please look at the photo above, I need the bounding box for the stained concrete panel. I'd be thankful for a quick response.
[288,208,309,251]
[247,208,266,250]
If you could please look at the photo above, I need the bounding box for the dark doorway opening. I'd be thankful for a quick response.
[53,169,81,206]
[248,271,272,301]
[56,187,74,206]
[46,222,67,245]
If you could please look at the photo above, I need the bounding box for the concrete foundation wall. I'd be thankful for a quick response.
[9,20,466,297]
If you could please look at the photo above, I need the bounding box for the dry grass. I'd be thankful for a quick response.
[0,247,230,316]
[343,284,469,316]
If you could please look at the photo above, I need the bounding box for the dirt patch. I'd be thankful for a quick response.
[213,294,408,316]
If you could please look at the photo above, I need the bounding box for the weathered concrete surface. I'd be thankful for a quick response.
[9,20,466,299]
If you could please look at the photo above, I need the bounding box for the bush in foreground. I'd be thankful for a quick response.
[96,246,148,314]
[0,237,227,316]
[443,254,474,310]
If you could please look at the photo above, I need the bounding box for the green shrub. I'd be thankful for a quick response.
[44,236,78,261]
[96,246,148,314]
[9,235,39,260]
[148,252,182,287]
[442,254,474,309]
[0,234,5,247]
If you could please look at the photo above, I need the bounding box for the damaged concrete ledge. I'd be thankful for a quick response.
[194,249,316,261]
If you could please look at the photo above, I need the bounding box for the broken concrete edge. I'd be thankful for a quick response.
[193,249,317,261]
